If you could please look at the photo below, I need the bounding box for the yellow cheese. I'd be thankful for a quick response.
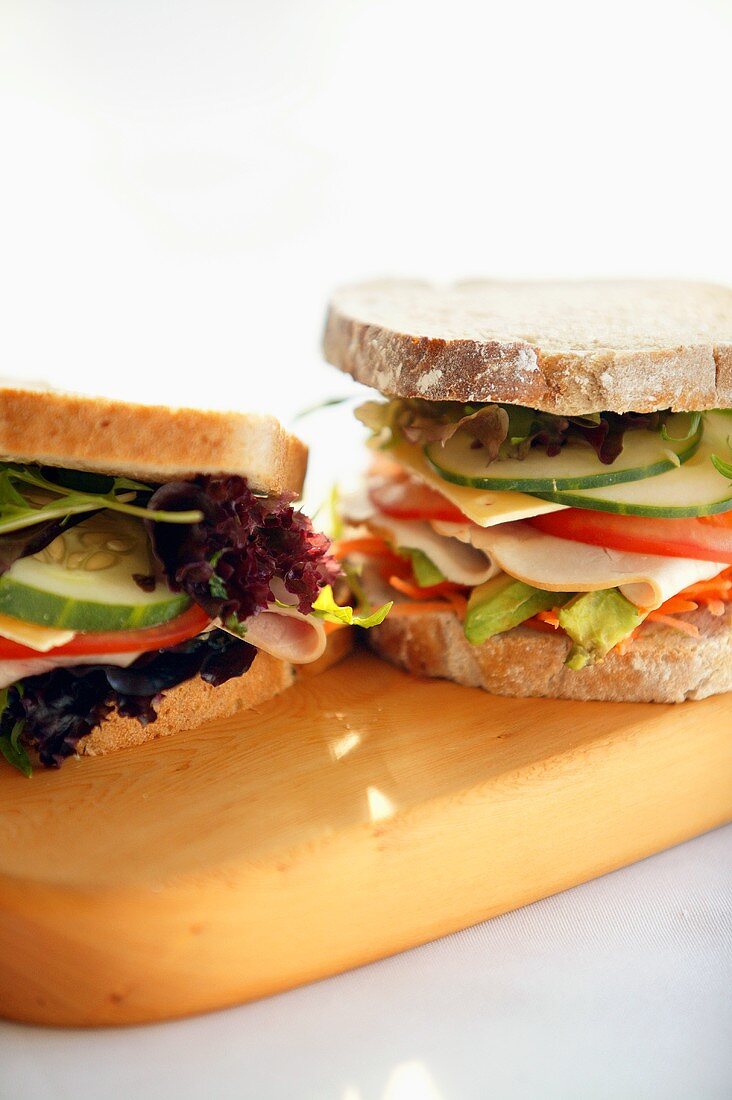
[0,613,75,653]
[389,442,567,528]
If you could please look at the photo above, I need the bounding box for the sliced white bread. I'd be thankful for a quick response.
[0,385,308,495]
[77,649,294,756]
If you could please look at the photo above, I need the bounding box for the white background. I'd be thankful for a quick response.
[0,2,730,1098]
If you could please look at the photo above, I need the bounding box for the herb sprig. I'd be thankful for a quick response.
[0,463,203,536]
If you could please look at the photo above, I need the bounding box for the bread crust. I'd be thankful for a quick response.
[0,386,307,495]
[77,650,294,756]
[368,604,732,703]
[324,279,732,415]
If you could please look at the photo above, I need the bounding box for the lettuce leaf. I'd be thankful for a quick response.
[0,687,31,777]
[148,476,340,622]
[355,399,508,455]
[0,631,256,771]
[399,547,445,587]
[0,462,203,536]
[311,585,392,628]
[355,398,671,466]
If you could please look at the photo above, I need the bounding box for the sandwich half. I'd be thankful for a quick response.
[0,385,387,773]
[325,279,732,703]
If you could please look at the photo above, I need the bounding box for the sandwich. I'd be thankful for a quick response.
[324,279,732,703]
[0,385,387,774]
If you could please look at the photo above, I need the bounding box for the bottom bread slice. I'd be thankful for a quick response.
[368,604,732,704]
[77,650,294,757]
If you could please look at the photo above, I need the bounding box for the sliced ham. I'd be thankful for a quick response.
[347,507,498,587]
[221,604,327,664]
[0,651,143,691]
[432,520,727,611]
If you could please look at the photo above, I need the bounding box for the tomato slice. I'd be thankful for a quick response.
[0,604,211,661]
[369,477,467,524]
[528,509,732,564]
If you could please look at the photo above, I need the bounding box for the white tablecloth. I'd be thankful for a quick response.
[2,825,729,1100]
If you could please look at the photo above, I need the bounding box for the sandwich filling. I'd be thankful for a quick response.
[0,465,389,773]
[338,398,732,670]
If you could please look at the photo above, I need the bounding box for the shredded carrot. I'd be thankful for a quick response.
[525,607,565,634]
[387,574,467,602]
[680,575,732,601]
[640,566,731,634]
[613,573,731,644]
[647,596,698,618]
[332,537,396,561]
[681,582,732,599]
[323,620,348,635]
[443,593,468,618]
[523,617,560,634]
[377,561,412,584]
[535,609,562,629]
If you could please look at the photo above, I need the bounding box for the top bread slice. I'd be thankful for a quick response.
[0,385,307,495]
[324,279,732,415]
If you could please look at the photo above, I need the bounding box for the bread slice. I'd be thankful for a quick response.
[324,279,732,415]
[367,604,732,703]
[77,649,294,756]
[75,627,355,758]
[0,385,307,495]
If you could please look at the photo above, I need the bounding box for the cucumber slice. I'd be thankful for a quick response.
[0,512,190,631]
[424,413,700,492]
[531,411,732,517]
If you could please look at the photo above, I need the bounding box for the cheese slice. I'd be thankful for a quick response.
[433,520,726,611]
[0,613,76,653]
[221,604,327,664]
[389,441,567,527]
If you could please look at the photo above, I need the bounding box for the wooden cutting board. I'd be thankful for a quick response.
[1,652,730,1027]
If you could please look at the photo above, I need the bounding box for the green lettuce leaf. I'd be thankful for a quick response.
[355,399,509,456]
[0,463,203,536]
[0,687,32,777]
[399,547,445,587]
[355,398,675,467]
[311,585,391,628]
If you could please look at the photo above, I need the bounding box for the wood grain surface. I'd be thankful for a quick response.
[0,653,730,1027]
